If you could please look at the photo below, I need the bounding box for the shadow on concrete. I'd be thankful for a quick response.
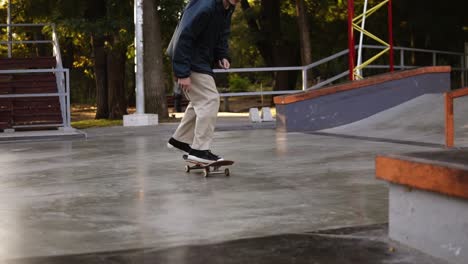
[309,132,446,149]
[9,224,447,264]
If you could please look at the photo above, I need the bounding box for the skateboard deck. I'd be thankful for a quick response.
[183,154,234,177]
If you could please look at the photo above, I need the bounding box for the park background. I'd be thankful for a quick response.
[0,0,466,128]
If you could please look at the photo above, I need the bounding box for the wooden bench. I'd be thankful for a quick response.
[0,57,57,70]
[0,57,63,131]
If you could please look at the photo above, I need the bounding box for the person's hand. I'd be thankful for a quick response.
[178,77,191,92]
[218,58,230,69]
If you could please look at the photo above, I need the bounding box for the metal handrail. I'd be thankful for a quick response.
[214,45,467,98]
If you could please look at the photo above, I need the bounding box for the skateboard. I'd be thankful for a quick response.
[182,154,234,177]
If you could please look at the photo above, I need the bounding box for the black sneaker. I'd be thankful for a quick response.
[167,137,192,154]
[187,149,224,163]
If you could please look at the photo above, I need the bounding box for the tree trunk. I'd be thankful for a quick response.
[93,35,109,119]
[107,35,127,119]
[241,0,299,91]
[143,0,168,118]
[296,0,312,66]
[240,0,272,65]
[87,0,109,119]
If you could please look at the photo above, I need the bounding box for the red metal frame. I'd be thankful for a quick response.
[388,0,394,72]
[347,0,355,80]
[347,0,394,80]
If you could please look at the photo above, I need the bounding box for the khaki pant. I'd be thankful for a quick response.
[172,72,220,150]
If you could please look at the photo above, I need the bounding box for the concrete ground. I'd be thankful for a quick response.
[1,93,464,263]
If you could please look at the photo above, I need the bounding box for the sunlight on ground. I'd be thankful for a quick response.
[71,104,276,129]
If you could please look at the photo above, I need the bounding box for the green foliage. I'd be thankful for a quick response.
[2,0,466,104]
[71,119,123,129]
[228,74,252,93]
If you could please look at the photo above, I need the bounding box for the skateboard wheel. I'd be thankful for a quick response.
[203,168,209,177]
[224,168,230,177]
[184,165,190,173]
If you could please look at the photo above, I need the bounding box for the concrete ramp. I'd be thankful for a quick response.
[274,66,451,132]
[318,94,468,147]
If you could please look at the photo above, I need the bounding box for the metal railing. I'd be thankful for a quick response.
[214,45,467,98]
[0,23,71,128]
[444,87,468,148]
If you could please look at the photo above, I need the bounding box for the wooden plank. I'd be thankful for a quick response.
[0,73,57,94]
[0,67,63,129]
[0,87,14,94]
[0,75,13,82]
[0,57,57,70]
[0,98,12,129]
[12,115,62,126]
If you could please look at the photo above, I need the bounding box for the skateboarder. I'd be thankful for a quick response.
[167,0,240,163]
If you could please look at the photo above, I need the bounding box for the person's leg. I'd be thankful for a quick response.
[184,73,223,162]
[171,102,196,144]
[187,72,220,151]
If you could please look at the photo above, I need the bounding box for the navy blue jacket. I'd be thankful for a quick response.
[168,0,235,78]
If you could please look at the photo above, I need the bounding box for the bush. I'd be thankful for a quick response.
[228,74,251,93]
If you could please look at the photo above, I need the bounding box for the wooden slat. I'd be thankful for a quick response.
[0,75,13,82]
[0,57,57,70]
[0,87,14,94]
[0,61,64,128]
[14,116,62,125]
[0,73,57,94]
[0,60,63,129]
[0,99,12,129]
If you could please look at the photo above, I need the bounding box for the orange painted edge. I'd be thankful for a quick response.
[449,87,468,99]
[445,93,454,148]
[444,87,468,148]
[375,155,468,200]
[274,66,452,105]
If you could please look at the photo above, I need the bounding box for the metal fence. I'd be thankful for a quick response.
[214,45,467,98]
[1,22,466,114]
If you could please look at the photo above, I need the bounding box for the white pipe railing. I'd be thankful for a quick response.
[213,45,467,98]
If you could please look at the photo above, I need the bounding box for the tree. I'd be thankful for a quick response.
[87,0,109,118]
[143,0,168,119]
[296,0,312,66]
[240,0,300,91]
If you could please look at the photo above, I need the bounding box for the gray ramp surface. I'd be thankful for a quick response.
[320,94,468,147]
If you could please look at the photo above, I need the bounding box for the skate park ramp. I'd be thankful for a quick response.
[316,93,468,148]
[274,66,451,132]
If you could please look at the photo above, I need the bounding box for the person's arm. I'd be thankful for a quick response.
[172,3,211,79]
[214,16,232,69]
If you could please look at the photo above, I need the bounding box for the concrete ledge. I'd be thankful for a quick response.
[376,150,468,264]
[376,150,468,200]
[123,113,158,127]
[274,66,451,105]
[389,184,468,264]
[274,66,451,132]
[0,128,86,142]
